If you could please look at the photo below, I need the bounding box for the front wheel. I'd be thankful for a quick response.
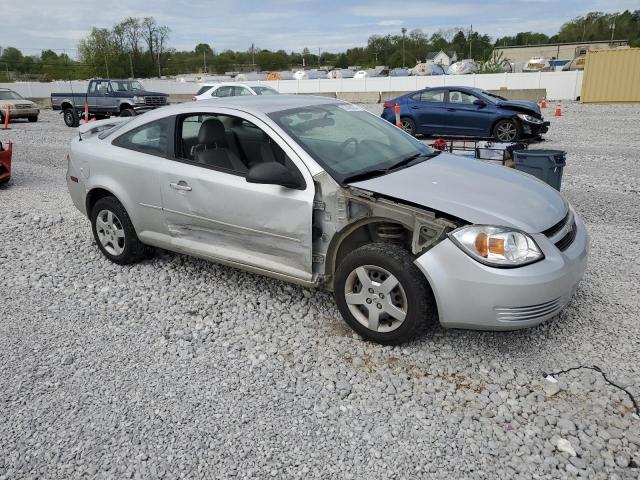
[493,118,521,142]
[119,108,136,117]
[28,116,38,123]
[334,243,436,345]
[90,196,148,265]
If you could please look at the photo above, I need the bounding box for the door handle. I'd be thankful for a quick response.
[169,181,192,191]
[410,105,419,110]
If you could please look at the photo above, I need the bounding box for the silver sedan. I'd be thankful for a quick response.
[67,95,588,344]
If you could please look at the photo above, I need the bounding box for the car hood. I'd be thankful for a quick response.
[117,91,169,98]
[496,99,541,115]
[349,153,567,233]
[1,99,36,107]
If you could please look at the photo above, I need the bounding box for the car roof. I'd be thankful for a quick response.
[199,82,277,88]
[189,94,343,114]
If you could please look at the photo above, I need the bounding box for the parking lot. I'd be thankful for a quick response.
[1,103,639,478]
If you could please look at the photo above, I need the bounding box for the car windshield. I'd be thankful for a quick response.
[111,80,144,92]
[269,104,436,183]
[252,86,278,95]
[0,90,24,100]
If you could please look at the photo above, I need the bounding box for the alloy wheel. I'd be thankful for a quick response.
[95,209,126,256]
[344,265,408,333]
[496,121,518,142]
[401,120,413,134]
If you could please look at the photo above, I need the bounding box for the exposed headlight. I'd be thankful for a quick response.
[133,96,145,104]
[516,113,543,124]
[449,225,543,267]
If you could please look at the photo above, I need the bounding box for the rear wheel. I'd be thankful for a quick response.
[28,116,38,123]
[90,196,148,265]
[400,117,416,136]
[119,108,136,117]
[63,108,79,127]
[493,118,521,142]
[334,243,435,345]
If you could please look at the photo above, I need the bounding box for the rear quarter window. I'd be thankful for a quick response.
[196,86,212,96]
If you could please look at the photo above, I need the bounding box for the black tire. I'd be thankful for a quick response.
[90,196,148,265]
[28,116,38,123]
[400,117,416,136]
[493,118,521,142]
[334,243,436,345]
[63,108,79,127]
[119,108,136,117]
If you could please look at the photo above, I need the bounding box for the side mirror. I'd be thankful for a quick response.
[246,161,304,190]
[473,99,486,107]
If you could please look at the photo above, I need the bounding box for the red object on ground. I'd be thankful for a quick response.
[2,104,10,130]
[431,138,447,151]
[540,97,547,109]
[0,142,13,184]
[554,101,562,117]
[394,103,401,128]
[84,103,89,124]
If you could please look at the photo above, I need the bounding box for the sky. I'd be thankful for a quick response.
[2,0,637,57]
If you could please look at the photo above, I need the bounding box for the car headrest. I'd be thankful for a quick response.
[198,118,227,146]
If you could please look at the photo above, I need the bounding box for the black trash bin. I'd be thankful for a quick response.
[513,150,566,191]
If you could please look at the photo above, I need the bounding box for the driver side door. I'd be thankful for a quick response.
[158,110,316,282]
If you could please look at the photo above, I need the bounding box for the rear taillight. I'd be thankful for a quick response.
[191,96,197,101]
[383,101,394,109]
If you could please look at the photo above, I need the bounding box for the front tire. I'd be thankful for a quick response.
[493,118,521,142]
[334,243,436,345]
[28,116,38,123]
[63,108,79,127]
[90,196,148,265]
[119,108,136,117]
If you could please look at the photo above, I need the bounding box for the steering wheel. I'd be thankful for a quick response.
[339,137,359,156]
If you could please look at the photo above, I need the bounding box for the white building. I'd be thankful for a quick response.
[425,50,458,67]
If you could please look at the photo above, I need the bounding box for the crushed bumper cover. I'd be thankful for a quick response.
[414,212,589,330]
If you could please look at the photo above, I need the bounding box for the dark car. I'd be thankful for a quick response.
[382,87,550,142]
[51,79,169,127]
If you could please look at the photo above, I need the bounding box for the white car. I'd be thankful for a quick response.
[192,83,279,101]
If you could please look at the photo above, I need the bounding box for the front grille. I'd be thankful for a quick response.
[144,96,167,106]
[543,210,576,251]
[495,298,562,322]
[15,104,33,109]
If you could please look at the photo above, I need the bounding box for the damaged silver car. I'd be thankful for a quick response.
[67,95,589,344]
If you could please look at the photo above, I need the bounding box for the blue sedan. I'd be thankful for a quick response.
[382,87,550,142]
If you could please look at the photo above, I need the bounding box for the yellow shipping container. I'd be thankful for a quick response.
[581,48,640,103]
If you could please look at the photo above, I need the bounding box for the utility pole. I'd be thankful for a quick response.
[610,15,617,42]
[251,43,255,71]
[104,55,110,78]
[401,27,407,68]
[129,52,134,78]
[158,51,161,78]
[318,47,321,69]
[469,24,473,59]
[203,50,206,73]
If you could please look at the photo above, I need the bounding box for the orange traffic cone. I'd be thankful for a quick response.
[2,104,10,129]
[540,97,547,109]
[554,100,562,117]
[83,103,89,124]
[394,103,401,128]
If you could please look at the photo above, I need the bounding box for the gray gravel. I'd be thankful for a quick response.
[1,104,639,479]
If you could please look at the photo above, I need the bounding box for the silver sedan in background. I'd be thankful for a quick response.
[67,95,588,344]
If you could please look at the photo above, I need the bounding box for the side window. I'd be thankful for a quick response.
[112,118,170,157]
[418,90,445,103]
[195,86,211,96]
[176,113,303,183]
[88,82,99,94]
[213,86,233,97]
[235,86,252,96]
[448,90,477,105]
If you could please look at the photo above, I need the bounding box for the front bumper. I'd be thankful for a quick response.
[1,107,39,119]
[0,143,12,183]
[522,120,550,137]
[414,212,589,330]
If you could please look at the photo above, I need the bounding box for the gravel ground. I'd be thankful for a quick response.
[1,104,639,479]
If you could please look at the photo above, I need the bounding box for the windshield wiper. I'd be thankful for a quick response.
[342,151,440,184]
